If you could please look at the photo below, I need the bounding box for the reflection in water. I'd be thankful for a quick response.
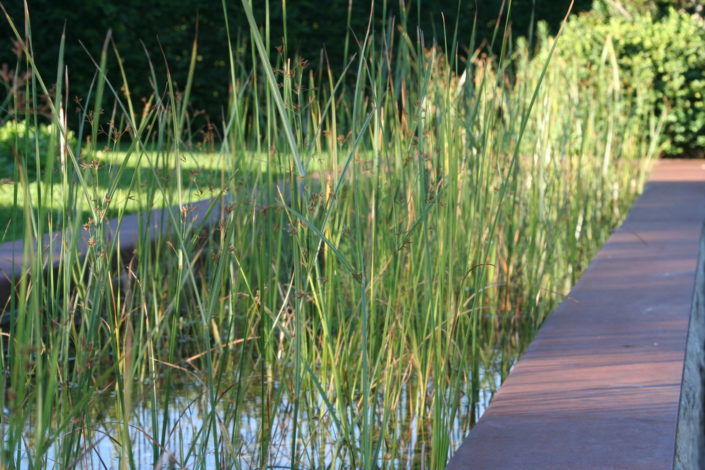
[10,356,509,469]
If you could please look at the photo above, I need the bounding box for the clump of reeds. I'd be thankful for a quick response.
[0,1,660,469]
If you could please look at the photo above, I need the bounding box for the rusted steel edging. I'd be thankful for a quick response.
[446,159,705,470]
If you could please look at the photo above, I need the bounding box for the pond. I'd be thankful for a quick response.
[7,352,511,469]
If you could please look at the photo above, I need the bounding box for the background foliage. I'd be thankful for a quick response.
[1,0,703,155]
[0,0,587,132]
[551,7,705,155]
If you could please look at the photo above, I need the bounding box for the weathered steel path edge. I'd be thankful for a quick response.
[446,159,705,470]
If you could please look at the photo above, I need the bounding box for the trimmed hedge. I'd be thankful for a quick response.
[0,0,587,132]
[549,8,705,156]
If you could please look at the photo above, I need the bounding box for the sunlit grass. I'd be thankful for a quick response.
[0,148,374,241]
[0,150,229,240]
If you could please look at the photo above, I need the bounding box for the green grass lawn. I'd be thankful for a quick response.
[0,149,236,241]
[0,146,373,242]
[0,147,361,242]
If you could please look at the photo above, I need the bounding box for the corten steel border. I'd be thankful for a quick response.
[446,159,705,470]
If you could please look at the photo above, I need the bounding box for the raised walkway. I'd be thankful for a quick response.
[446,159,705,469]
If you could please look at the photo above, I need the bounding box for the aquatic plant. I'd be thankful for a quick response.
[0,1,661,468]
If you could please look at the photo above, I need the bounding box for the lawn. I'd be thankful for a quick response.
[0,149,234,241]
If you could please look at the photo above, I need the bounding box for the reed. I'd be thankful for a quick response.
[0,1,660,468]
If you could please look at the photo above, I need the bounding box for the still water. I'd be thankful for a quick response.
[9,358,509,469]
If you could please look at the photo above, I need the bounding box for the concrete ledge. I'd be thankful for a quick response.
[446,160,705,469]
[0,196,225,309]
[0,176,314,310]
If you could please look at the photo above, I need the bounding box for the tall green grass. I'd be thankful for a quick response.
[0,1,660,469]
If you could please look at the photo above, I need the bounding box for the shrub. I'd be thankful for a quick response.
[0,120,76,179]
[592,0,704,19]
[547,8,705,156]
